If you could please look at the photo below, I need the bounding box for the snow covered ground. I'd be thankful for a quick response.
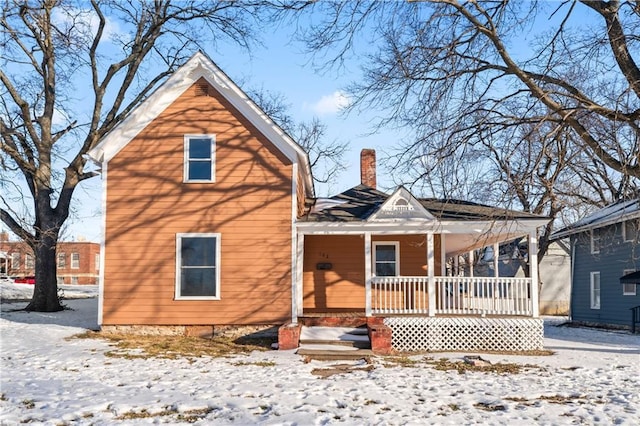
[1,282,639,425]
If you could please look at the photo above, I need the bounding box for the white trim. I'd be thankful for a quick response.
[183,134,216,183]
[590,271,601,309]
[368,187,435,222]
[590,229,600,254]
[24,254,33,269]
[529,231,539,318]
[623,269,637,296]
[623,219,638,243]
[98,162,108,326]
[11,253,19,269]
[427,233,435,317]
[175,233,221,301]
[372,241,400,277]
[291,163,300,322]
[87,52,314,197]
[71,252,80,269]
[364,232,372,316]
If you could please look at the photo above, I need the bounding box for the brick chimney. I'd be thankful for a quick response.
[360,149,376,189]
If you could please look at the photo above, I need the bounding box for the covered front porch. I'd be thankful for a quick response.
[287,185,549,352]
[293,227,541,321]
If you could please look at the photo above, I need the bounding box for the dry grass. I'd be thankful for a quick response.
[425,357,541,374]
[71,331,273,360]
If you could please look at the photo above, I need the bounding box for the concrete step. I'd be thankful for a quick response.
[299,326,371,349]
[297,347,375,361]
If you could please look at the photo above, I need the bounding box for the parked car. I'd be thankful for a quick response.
[14,276,35,285]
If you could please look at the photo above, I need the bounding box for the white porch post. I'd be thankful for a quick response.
[427,232,436,317]
[293,232,305,323]
[469,250,474,277]
[493,242,500,278]
[440,234,447,276]
[528,230,540,318]
[365,232,372,316]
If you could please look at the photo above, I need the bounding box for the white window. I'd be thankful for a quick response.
[95,253,100,271]
[623,220,638,243]
[25,254,34,269]
[590,272,601,309]
[57,253,66,269]
[176,233,220,300]
[71,276,78,285]
[623,269,637,296]
[11,253,20,269]
[590,229,601,254]
[373,242,400,277]
[57,276,65,285]
[71,253,80,269]
[184,135,215,182]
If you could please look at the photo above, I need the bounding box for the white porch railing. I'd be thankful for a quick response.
[370,276,533,316]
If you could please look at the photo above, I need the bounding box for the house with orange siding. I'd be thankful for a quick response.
[89,52,550,352]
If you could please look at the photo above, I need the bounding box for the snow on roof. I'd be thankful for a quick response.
[551,198,640,239]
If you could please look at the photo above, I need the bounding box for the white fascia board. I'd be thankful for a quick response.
[368,186,435,222]
[296,218,548,236]
[551,209,640,240]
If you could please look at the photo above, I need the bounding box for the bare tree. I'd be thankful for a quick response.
[0,0,297,312]
[249,88,348,188]
[290,0,640,260]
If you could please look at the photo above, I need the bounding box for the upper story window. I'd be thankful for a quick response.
[623,219,638,243]
[11,253,20,269]
[25,254,34,269]
[71,253,80,269]
[590,229,601,254]
[184,135,215,182]
[57,253,66,269]
[95,253,100,272]
[373,242,400,277]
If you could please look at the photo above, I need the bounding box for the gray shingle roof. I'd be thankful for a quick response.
[302,185,547,222]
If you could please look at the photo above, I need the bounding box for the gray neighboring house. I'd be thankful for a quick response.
[551,198,640,329]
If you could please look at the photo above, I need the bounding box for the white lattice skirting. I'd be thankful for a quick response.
[384,317,544,352]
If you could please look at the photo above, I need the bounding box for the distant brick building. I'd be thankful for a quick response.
[0,232,100,285]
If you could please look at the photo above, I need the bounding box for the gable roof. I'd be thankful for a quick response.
[304,184,548,223]
[551,198,640,240]
[87,51,314,196]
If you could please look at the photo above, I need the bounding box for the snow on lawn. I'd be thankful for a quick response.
[0,295,638,425]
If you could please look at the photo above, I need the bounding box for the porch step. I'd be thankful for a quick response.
[297,347,375,361]
[297,326,372,360]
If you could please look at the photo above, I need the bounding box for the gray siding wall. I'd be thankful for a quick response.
[571,222,640,327]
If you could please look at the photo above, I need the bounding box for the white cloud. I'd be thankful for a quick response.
[52,7,126,45]
[307,91,351,116]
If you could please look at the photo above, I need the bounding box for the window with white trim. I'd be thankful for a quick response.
[176,233,220,299]
[623,269,637,296]
[95,253,100,272]
[590,229,601,254]
[25,254,34,269]
[57,253,66,269]
[71,253,80,269]
[184,135,215,182]
[590,271,601,309]
[373,242,400,277]
[11,253,19,269]
[623,220,638,243]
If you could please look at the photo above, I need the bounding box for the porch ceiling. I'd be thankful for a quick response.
[443,232,527,257]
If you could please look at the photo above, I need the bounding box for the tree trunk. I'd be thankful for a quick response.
[24,224,63,312]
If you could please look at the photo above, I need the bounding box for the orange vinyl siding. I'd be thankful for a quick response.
[103,78,293,326]
[303,235,365,312]
[302,234,444,312]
